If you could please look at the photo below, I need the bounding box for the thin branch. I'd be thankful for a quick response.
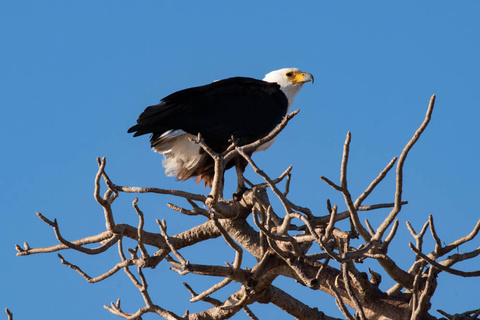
[190,133,225,206]
[368,268,382,286]
[252,209,301,257]
[242,306,260,320]
[339,132,372,242]
[440,247,480,269]
[254,165,293,190]
[308,201,408,228]
[325,205,338,240]
[132,198,149,258]
[316,256,331,281]
[157,219,188,267]
[58,253,132,283]
[15,230,113,256]
[354,157,397,207]
[407,219,430,260]
[320,176,342,192]
[190,278,233,303]
[224,110,300,163]
[438,308,480,320]
[183,282,222,306]
[94,157,115,230]
[364,219,375,236]
[328,277,355,320]
[411,265,436,320]
[409,244,480,277]
[284,172,292,197]
[266,285,343,320]
[382,219,399,252]
[236,147,292,223]
[5,309,12,320]
[428,215,442,254]
[373,94,436,242]
[438,218,480,256]
[167,203,210,217]
[114,185,207,202]
[94,156,108,207]
[210,212,243,269]
[36,212,121,255]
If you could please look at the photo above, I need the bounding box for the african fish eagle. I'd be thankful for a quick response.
[128,68,313,192]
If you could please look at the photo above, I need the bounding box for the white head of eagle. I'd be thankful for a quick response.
[128,67,313,187]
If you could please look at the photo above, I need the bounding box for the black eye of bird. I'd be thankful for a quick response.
[286,72,293,77]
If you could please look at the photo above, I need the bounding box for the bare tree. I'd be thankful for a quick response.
[13,95,480,319]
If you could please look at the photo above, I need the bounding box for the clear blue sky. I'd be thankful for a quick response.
[2,1,479,319]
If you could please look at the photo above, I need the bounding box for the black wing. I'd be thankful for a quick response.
[128,77,288,152]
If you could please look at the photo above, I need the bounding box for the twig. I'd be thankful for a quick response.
[36,212,121,255]
[289,212,342,262]
[368,268,382,286]
[342,263,366,320]
[284,172,292,197]
[339,132,371,242]
[210,212,243,269]
[325,205,338,240]
[94,157,116,230]
[308,201,409,228]
[406,220,430,260]
[183,282,222,306]
[373,95,436,242]
[94,157,108,207]
[428,215,442,254]
[242,306,260,320]
[437,218,480,257]
[316,256,331,281]
[190,278,233,303]
[252,209,301,257]
[157,219,188,267]
[364,219,375,236]
[382,219,399,252]
[328,277,355,320]
[114,185,206,202]
[254,165,293,190]
[5,309,12,320]
[236,147,292,223]
[440,247,480,270]
[132,198,149,258]
[15,230,113,256]
[410,266,436,320]
[437,308,480,320]
[196,134,225,205]
[354,157,397,207]
[320,176,342,192]
[224,110,300,164]
[58,253,132,283]
[167,203,210,217]
[95,157,118,198]
[220,288,249,310]
[409,244,480,277]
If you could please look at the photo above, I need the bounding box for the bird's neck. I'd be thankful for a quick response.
[279,84,303,111]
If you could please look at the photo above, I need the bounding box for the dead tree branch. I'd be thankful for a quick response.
[16,95,480,320]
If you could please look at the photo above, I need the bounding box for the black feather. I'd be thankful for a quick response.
[128,77,288,153]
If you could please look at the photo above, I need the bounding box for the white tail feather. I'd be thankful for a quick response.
[152,130,203,177]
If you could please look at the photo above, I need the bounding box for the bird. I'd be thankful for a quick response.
[128,67,313,195]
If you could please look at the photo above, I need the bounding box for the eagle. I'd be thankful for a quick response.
[128,68,313,193]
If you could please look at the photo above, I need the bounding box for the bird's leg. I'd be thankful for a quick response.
[233,156,248,201]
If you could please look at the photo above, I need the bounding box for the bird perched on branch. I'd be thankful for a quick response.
[128,68,313,193]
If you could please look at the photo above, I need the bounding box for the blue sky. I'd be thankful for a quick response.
[1,1,479,319]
